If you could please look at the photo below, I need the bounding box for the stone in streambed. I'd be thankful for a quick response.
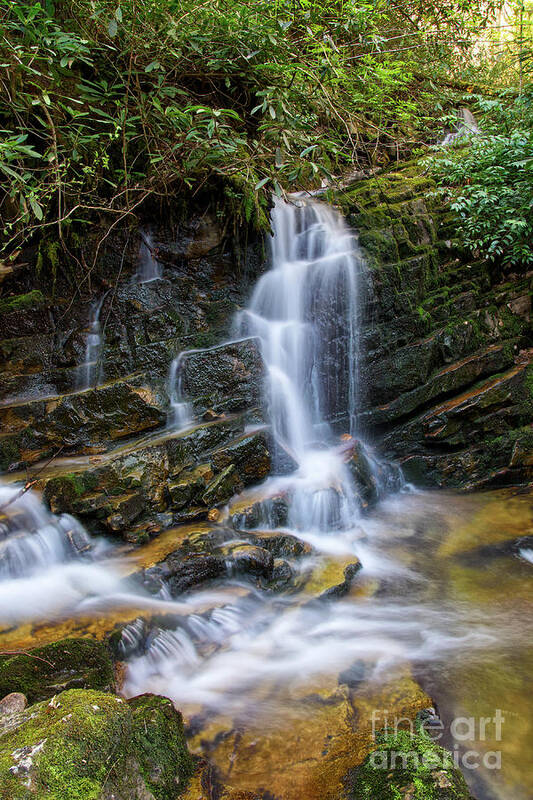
[0,694,27,717]
[226,545,274,579]
[0,689,193,799]
[350,721,475,799]
[165,553,227,596]
[0,638,114,704]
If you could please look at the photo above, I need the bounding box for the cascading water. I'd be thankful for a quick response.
[76,293,107,389]
[167,351,192,429]
[238,197,362,452]
[235,197,375,532]
[135,230,162,283]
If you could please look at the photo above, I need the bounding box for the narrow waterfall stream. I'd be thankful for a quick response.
[0,199,531,800]
[76,293,107,389]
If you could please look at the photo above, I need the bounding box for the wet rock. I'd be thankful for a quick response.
[105,491,145,532]
[0,689,193,799]
[211,431,271,485]
[0,639,115,704]
[165,554,227,596]
[168,464,214,510]
[0,379,165,471]
[179,337,263,415]
[346,440,380,507]
[230,494,289,530]
[270,558,294,590]
[382,363,532,476]
[251,531,311,559]
[227,545,274,579]
[319,562,362,599]
[361,342,516,429]
[0,694,27,717]
[202,465,243,507]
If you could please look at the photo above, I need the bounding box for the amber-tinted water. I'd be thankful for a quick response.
[1,486,532,800]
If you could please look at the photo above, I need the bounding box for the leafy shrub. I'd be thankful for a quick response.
[428,93,533,269]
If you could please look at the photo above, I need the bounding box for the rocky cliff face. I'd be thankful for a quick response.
[338,161,533,489]
[0,160,531,540]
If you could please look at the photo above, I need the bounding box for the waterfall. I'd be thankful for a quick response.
[235,197,365,531]
[76,293,106,390]
[167,352,192,429]
[238,197,362,453]
[136,230,162,283]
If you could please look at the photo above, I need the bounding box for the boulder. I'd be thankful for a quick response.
[350,723,475,799]
[0,689,193,799]
[0,638,115,704]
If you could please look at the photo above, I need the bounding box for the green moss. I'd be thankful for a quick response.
[0,638,115,703]
[351,725,473,800]
[0,689,193,800]
[129,694,194,798]
[0,290,46,314]
[359,229,399,265]
[42,474,94,513]
[192,330,218,348]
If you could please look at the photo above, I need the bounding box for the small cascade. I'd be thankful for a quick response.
[136,230,162,283]
[167,352,192,429]
[76,293,107,389]
[0,483,95,580]
[442,107,480,146]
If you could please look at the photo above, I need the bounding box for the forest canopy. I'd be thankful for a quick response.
[0,0,531,267]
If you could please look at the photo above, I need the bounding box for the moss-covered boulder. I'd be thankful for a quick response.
[0,638,114,704]
[351,727,474,800]
[0,688,193,799]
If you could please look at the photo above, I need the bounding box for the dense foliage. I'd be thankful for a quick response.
[0,0,506,272]
[428,91,533,270]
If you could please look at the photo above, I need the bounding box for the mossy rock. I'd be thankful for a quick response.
[0,638,115,704]
[0,688,193,799]
[0,290,46,314]
[351,727,474,799]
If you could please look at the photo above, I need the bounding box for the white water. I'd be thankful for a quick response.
[0,481,247,624]
[76,293,106,389]
[136,230,162,283]
[233,197,373,532]
[442,107,480,146]
[167,350,193,429]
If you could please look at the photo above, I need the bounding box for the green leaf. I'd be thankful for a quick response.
[30,198,44,220]
[114,6,122,21]
[107,18,118,37]
[254,177,270,190]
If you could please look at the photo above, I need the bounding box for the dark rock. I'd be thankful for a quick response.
[165,554,226,596]
[179,337,263,415]
[202,464,243,507]
[227,545,274,579]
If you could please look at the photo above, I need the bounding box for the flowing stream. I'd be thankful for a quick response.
[0,199,531,800]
